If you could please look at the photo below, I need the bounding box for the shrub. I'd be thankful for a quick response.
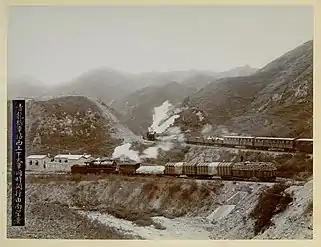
[168,182,182,197]
[305,199,313,214]
[251,184,293,235]
[153,221,166,230]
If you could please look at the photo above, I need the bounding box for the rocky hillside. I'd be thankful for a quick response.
[112,81,197,134]
[175,40,313,137]
[7,96,132,158]
[8,174,312,239]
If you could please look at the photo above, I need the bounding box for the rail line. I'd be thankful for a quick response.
[143,139,312,157]
[25,170,304,187]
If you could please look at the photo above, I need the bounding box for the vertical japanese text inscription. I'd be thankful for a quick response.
[11,100,26,226]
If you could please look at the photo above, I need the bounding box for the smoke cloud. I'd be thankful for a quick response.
[150,101,181,133]
[111,101,187,162]
[112,143,141,162]
[201,124,212,136]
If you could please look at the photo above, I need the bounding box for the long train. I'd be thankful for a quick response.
[143,132,313,154]
[71,159,277,183]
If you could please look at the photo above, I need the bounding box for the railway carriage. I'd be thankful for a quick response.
[211,137,224,146]
[222,136,240,147]
[145,127,312,154]
[295,138,313,153]
[222,136,254,148]
[253,137,295,151]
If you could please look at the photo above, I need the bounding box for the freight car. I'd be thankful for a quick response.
[176,161,277,182]
[219,162,277,182]
[136,165,165,176]
[164,162,184,177]
[117,162,141,175]
[71,159,277,182]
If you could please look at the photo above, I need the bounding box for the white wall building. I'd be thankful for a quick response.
[26,155,51,171]
[54,154,90,166]
[26,154,92,172]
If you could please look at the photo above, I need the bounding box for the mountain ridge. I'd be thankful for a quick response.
[174,40,313,138]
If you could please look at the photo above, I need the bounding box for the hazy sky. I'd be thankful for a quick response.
[8,5,313,85]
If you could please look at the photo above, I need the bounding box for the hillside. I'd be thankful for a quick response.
[175,40,313,137]
[7,96,137,158]
[111,81,197,134]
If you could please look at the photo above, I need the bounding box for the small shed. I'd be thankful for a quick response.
[26,155,50,170]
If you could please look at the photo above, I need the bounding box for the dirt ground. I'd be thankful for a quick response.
[7,173,313,240]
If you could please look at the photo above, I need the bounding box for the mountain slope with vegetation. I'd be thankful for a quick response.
[112,81,197,134]
[7,96,125,158]
[174,40,313,137]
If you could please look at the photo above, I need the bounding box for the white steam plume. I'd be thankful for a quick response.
[201,124,212,136]
[139,101,186,160]
[112,101,186,162]
[150,101,181,133]
[112,143,141,162]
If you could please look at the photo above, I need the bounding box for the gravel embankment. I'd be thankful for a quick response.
[254,180,313,239]
[7,199,138,239]
[6,173,313,240]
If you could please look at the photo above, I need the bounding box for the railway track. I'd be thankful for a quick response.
[143,139,312,156]
[25,170,304,186]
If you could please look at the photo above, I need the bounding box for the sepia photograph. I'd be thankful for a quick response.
[6,5,313,240]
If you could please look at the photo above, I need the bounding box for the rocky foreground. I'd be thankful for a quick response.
[6,173,313,240]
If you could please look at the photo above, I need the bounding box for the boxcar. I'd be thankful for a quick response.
[217,162,234,179]
[164,162,184,176]
[231,162,277,181]
[196,162,220,178]
[182,161,198,177]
